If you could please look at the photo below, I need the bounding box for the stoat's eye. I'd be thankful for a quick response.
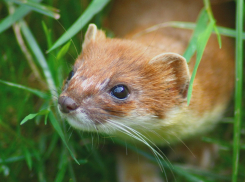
[110,85,129,100]
[67,70,74,81]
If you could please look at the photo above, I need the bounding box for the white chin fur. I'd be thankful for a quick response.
[57,106,113,133]
[57,105,158,135]
[57,104,227,144]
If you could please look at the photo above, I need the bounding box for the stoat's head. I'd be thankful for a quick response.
[58,24,190,133]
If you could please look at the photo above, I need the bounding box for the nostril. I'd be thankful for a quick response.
[58,96,78,113]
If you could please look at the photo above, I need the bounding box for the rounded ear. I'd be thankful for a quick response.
[82,24,106,49]
[149,53,190,98]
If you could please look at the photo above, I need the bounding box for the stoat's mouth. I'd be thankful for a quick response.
[58,105,107,132]
[58,104,74,115]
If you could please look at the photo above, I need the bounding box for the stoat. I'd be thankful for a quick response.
[58,0,234,181]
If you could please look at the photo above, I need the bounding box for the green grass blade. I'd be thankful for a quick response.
[54,164,67,182]
[43,134,59,160]
[183,8,209,63]
[233,0,244,181]
[47,0,110,53]
[203,136,245,151]
[203,0,222,48]
[202,137,233,150]
[187,20,215,105]
[19,20,57,99]
[216,26,243,39]
[23,147,32,170]
[44,110,49,125]
[42,21,53,49]
[9,0,60,19]
[56,41,71,60]
[0,0,41,34]
[54,151,68,182]
[67,160,77,182]
[49,111,80,165]
[0,156,26,163]
[77,159,88,164]
[134,21,244,39]
[20,109,50,125]
[0,79,48,99]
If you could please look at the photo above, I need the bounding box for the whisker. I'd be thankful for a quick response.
[107,120,168,175]
[96,113,176,152]
[56,20,79,57]
[90,113,176,156]
[68,128,74,141]
[111,124,169,182]
[173,133,196,158]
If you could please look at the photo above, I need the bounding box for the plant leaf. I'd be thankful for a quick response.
[49,111,80,165]
[233,0,244,181]
[47,0,110,52]
[0,0,41,34]
[187,20,215,105]
[23,147,32,170]
[203,0,222,48]
[56,41,71,60]
[54,151,67,182]
[183,8,209,63]
[42,21,53,49]
[0,156,26,163]
[0,79,49,99]
[20,109,50,125]
[20,20,58,99]
[8,0,60,19]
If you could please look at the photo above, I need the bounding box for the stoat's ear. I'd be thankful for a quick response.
[82,24,106,49]
[149,53,190,98]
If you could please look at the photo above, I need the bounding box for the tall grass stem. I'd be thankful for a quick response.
[233,0,244,181]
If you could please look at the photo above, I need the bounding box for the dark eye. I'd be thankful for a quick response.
[110,85,129,100]
[67,70,74,81]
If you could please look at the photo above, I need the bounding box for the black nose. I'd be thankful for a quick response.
[58,96,78,113]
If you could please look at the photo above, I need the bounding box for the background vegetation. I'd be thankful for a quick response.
[0,0,244,181]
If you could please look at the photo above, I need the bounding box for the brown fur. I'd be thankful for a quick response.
[109,0,234,114]
[65,38,187,120]
[58,0,234,181]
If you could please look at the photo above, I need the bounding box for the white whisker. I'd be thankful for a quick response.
[68,129,73,141]
[173,133,196,158]
[106,120,172,181]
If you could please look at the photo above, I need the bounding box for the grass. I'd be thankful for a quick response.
[0,0,244,181]
[233,0,244,181]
